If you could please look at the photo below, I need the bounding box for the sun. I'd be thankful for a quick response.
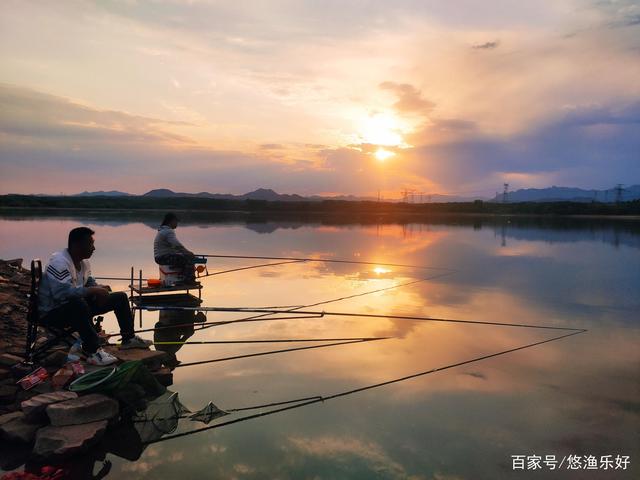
[359,113,405,147]
[374,148,395,162]
[373,266,391,275]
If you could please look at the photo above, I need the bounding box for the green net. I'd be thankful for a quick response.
[69,361,166,401]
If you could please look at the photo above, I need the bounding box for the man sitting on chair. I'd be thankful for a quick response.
[39,227,152,366]
[154,213,196,284]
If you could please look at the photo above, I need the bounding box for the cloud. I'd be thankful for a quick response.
[471,41,500,50]
[403,101,640,191]
[259,143,285,150]
[288,435,407,479]
[0,83,192,145]
[379,81,435,114]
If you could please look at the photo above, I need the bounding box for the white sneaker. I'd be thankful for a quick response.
[120,335,153,350]
[86,348,118,366]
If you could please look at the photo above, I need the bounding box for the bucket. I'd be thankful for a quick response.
[159,265,184,286]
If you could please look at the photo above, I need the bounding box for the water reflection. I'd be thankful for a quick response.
[154,307,206,369]
[0,213,638,479]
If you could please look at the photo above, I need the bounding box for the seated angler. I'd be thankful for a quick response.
[38,227,152,366]
[154,213,197,284]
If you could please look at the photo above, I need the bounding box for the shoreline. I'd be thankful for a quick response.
[2,206,639,221]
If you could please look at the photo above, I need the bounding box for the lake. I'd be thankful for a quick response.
[1,212,638,479]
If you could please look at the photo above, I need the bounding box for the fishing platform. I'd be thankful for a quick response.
[128,262,207,326]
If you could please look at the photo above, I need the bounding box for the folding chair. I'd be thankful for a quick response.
[25,259,77,363]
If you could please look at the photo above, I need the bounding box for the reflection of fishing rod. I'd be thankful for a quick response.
[196,254,454,271]
[174,337,389,368]
[112,270,452,338]
[107,313,324,338]
[134,305,584,332]
[147,328,587,444]
[154,336,386,345]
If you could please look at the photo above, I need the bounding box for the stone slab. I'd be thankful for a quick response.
[0,384,18,403]
[0,411,42,444]
[0,353,23,368]
[21,391,78,420]
[46,393,118,426]
[103,346,168,369]
[32,420,108,460]
[152,367,173,387]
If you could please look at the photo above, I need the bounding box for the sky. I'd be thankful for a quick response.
[0,0,639,198]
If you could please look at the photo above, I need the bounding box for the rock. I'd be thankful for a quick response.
[0,368,11,381]
[46,393,118,426]
[0,411,42,444]
[152,367,173,387]
[29,381,54,395]
[0,384,18,403]
[0,411,23,427]
[0,353,23,368]
[32,420,108,460]
[103,346,168,369]
[21,391,78,421]
[5,259,23,268]
[10,362,35,381]
[42,350,69,368]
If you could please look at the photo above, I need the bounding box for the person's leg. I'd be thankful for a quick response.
[41,298,100,354]
[156,253,195,282]
[89,292,135,341]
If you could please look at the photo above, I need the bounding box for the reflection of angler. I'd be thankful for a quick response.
[153,308,206,369]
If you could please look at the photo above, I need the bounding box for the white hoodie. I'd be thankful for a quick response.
[38,249,97,316]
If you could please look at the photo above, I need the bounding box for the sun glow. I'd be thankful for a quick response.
[374,148,395,162]
[373,266,391,275]
[359,113,406,147]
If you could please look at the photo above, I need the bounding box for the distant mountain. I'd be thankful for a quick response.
[143,188,315,202]
[74,190,132,197]
[67,185,640,203]
[143,189,181,197]
[490,185,640,203]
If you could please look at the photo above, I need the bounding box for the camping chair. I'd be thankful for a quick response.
[25,259,78,363]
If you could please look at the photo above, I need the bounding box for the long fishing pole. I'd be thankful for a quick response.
[196,254,454,271]
[147,328,587,444]
[135,305,584,332]
[154,336,387,345]
[95,259,306,283]
[187,270,455,335]
[113,270,451,337]
[174,337,388,368]
[108,313,324,338]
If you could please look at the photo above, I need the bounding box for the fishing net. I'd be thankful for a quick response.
[189,401,228,424]
[133,391,191,440]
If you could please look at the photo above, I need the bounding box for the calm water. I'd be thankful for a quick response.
[1,213,638,479]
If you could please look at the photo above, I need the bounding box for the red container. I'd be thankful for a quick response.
[17,367,48,390]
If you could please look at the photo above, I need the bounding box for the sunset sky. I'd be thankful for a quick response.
[1,0,638,197]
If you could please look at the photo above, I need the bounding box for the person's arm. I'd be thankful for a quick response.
[85,264,112,291]
[165,229,193,255]
[44,263,94,301]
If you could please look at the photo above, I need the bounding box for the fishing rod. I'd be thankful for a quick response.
[196,254,454,271]
[174,337,389,368]
[154,336,387,345]
[147,328,587,444]
[111,270,452,338]
[94,259,306,283]
[186,270,455,335]
[108,313,324,338]
[134,305,584,332]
